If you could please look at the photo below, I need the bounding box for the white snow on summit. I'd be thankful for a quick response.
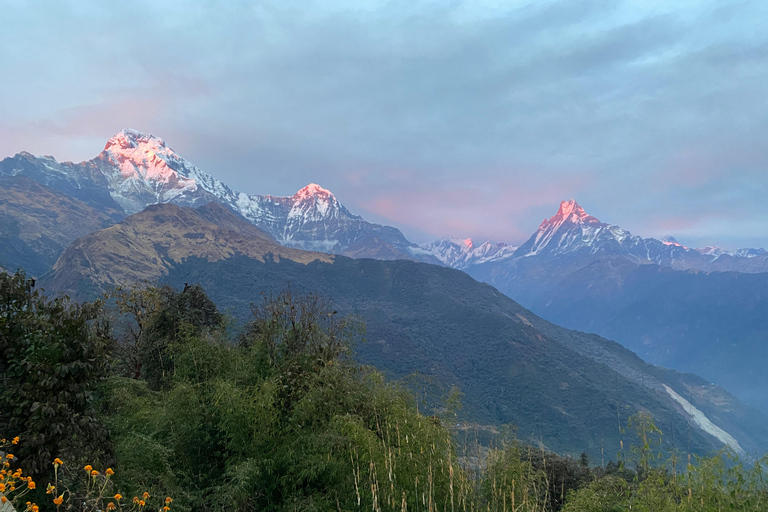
[422,237,517,269]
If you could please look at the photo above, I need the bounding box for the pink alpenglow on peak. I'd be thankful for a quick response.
[555,199,591,221]
[463,238,474,249]
[104,129,168,152]
[537,199,601,230]
[661,236,688,249]
[294,183,334,199]
[102,129,191,185]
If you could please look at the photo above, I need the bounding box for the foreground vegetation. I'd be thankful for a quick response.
[2,270,768,511]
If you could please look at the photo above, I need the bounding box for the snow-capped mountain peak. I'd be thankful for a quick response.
[104,129,168,152]
[421,237,517,269]
[285,183,350,222]
[556,199,590,220]
[540,199,601,230]
[662,236,688,249]
[102,129,183,182]
[294,183,334,200]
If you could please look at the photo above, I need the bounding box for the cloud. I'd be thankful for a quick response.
[2,0,768,248]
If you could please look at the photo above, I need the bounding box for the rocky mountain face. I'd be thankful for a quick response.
[39,202,768,457]
[0,175,119,275]
[0,129,436,264]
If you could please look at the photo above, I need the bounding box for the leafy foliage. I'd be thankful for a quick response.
[102,287,470,511]
[0,270,112,478]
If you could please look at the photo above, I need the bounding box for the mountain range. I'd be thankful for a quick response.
[36,200,768,458]
[3,129,768,456]
[0,129,436,265]
[425,199,768,274]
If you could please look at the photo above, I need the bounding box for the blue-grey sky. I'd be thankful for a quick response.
[2,0,768,249]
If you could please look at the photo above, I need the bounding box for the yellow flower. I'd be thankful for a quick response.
[27,481,35,490]
[32,505,39,512]
[164,507,170,511]
[105,467,114,476]
[11,437,19,445]
[5,454,13,460]
[1,497,7,504]
[90,470,99,477]
[83,465,92,472]
[0,483,5,492]
[114,494,123,500]
[53,495,64,506]
[138,500,145,507]
[53,458,63,466]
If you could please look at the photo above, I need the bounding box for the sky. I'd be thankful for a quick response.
[2,0,768,249]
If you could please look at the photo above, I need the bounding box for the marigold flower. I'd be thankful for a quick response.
[143,492,150,499]
[1,497,7,504]
[165,497,173,504]
[90,470,99,477]
[5,454,13,460]
[114,494,123,500]
[83,465,92,472]
[105,467,114,476]
[133,497,140,503]
[27,481,35,489]
[139,500,145,507]
[32,505,39,512]
[107,503,116,510]
[11,437,19,445]
[0,483,5,492]
[53,458,63,466]
[164,507,170,511]
[53,496,64,505]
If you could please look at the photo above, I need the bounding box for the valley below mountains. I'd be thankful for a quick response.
[3,129,768,459]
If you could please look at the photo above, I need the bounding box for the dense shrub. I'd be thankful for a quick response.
[0,270,112,479]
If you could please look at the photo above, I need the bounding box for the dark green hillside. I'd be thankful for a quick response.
[161,254,727,457]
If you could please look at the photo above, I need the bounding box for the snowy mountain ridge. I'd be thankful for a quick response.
[423,199,768,273]
[0,129,430,261]
[421,237,518,269]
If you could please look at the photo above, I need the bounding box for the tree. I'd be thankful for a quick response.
[0,270,112,477]
[114,283,224,390]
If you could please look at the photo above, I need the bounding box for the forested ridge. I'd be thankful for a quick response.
[2,270,768,512]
